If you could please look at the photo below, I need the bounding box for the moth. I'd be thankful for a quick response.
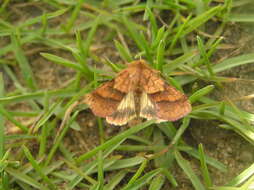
[84,60,191,126]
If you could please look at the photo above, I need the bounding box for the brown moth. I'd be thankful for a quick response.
[84,60,191,126]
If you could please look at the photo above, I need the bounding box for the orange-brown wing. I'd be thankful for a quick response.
[140,64,165,94]
[84,81,125,118]
[113,69,133,93]
[113,60,165,93]
[149,84,191,121]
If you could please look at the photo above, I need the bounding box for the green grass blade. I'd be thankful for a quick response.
[104,58,123,73]
[33,101,62,132]
[0,73,4,158]
[210,187,239,190]
[179,146,227,172]
[196,36,214,76]
[75,32,94,81]
[227,162,254,186]
[89,183,100,190]
[123,159,148,189]
[45,111,79,166]
[0,107,28,132]
[1,171,10,190]
[148,174,165,190]
[0,0,10,13]
[171,117,190,145]
[175,150,206,190]
[122,16,152,62]
[40,53,86,73]
[104,170,128,190]
[19,8,68,28]
[64,0,83,32]
[145,6,158,41]
[68,157,120,188]
[11,32,37,90]
[97,120,104,188]
[178,5,223,37]
[198,144,212,187]
[0,88,76,105]
[189,85,214,103]
[22,146,57,190]
[82,15,101,59]
[152,26,167,49]
[76,120,155,163]
[63,158,97,185]
[168,14,192,53]
[38,122,49,158]
[40,13,48,35]
[114,40,133,62]
[156,40,165,71]
[162,168,178,187]
[212,53,254,73]
[123,168,162,190]
[5,167,49,190]
[229,14,254,22]
[163,50,198,73]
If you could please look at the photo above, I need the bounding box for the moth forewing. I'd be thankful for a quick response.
[106,91,136,125]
